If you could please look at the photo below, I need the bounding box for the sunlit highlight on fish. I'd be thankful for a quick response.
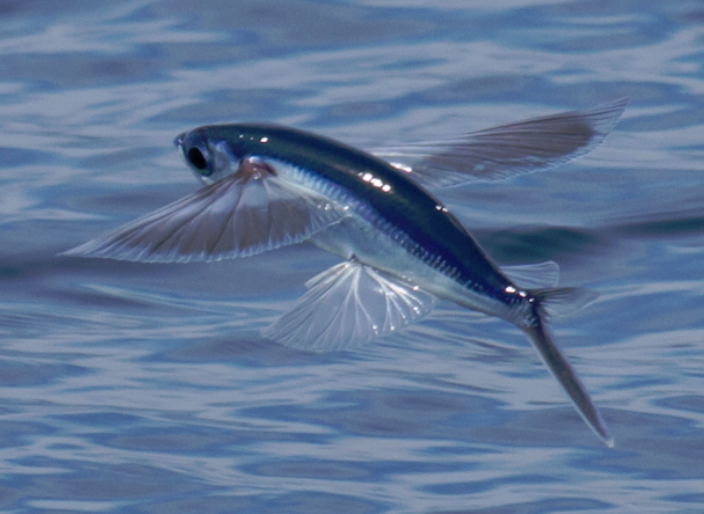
[63,99,628,446]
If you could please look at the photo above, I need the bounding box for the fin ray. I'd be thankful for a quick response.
[372,98,628,189]
[61,172,347,263]
[264,261,437,352]
[530,287,599,318]
[523,319,613,447]
[501,261,560,289]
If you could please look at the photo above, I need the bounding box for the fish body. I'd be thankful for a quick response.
[64,100,628,446]
[180,123,517,320]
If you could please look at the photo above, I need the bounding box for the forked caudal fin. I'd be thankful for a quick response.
[529,286,599,319]
[522,311,613,447]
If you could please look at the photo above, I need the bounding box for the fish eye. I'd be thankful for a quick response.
[187,147,208,173]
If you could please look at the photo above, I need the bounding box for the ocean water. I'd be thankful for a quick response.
[1,0,704,512]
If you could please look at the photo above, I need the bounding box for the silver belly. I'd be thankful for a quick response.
[309,217,514,321]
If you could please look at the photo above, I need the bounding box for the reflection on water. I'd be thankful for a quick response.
[1,0,704,512]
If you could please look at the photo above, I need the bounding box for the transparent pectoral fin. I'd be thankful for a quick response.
[372,98,628,189]
[61,173,347,263]
[263,261,437,352]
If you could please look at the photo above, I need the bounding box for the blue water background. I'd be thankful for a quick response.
[2,1,704,512]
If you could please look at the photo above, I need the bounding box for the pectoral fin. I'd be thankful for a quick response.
[61,170,347,263]
[263,261,437,352]
[372,99,628,189]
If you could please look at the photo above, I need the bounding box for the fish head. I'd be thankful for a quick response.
[173,128,239,185]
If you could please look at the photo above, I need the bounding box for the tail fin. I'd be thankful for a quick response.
[529,287,598,319]
[522,311,613,447]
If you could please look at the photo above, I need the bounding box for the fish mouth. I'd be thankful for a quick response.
[173,132,186,150]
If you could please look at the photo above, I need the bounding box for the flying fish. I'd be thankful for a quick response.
[64,99,628,446]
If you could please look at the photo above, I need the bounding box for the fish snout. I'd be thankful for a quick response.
[173,132,187,150]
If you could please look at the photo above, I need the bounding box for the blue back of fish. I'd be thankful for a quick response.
[196,123,513,295]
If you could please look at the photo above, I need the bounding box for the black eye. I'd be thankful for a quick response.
[187,147,208,172]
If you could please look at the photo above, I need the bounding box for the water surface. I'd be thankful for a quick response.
[1,1,704,513]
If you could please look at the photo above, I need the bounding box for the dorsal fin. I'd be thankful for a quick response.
[501,261,560,289]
